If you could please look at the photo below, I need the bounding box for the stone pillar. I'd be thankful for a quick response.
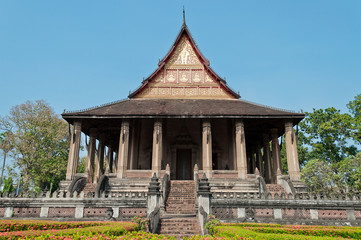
[235,121,247,179]
[66,121,81,180]
[256,142,263,176]
[85,130,96,183]
[202,120,212,178]
[75,206,84,219]
[152,120,162,177]
[271,128,282,180]
[40,206,49,218]
[105,147,113,174]
[285,121,301,181]
[310,209,318,220]
[274,209,282,220]
[147,173,161,233]
[4,207,14,218]
[94,140,105,183]
[198,174,211,235]
[263,133,272,183]
[117,120,130,178]
[147,173,161,215]
[347,209,356,221]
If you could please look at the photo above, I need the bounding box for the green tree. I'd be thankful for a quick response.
[300,159,341,194]
[0,131,13,186]
[0,100,70,192]
[347,94,361,144]
[77,156,86,173]
[296,94,361,193]
[298,107,357,164]
[338,153,361,192]
[2,177,14,194]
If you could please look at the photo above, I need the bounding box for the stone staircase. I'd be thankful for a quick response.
[159,180,201,239]
[266,184,287,197]
[159,216,201,239]
[165,180,196,214]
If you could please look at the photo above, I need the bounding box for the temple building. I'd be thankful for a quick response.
[3,16,361,234]
[61,18,306,196]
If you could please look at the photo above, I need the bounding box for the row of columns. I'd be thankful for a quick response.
[66,123,117,183]
[66,119,301,183]
[201,120,301,182]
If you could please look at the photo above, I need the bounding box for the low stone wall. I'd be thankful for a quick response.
[211,192,361,226]
[1,188,361,226]
[0,191,147,220]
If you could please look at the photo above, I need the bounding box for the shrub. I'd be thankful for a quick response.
[132,214,149,231]
[205,215,220,236]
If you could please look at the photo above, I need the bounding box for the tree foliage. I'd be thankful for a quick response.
[298,107,357,164]
[0,131,13,185]
[297,94,361,193]
[347,94,361,144]
[77,156,86,173]
[0,100,70,192]
[301,153,361,194]
[2,177,14,194]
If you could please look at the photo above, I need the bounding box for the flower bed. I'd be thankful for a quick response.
[186,223,361,240]
[0,220,137,239]
[0,220,103,232]
[2,220,361,239]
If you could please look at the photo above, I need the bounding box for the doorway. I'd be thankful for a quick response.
[176,149,192,180]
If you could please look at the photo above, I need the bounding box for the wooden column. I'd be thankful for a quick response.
[105,147,113,174]
[152,120,162,177]
[285,121,301,181]
[202,120,212,178]
[94,140,105,183]
[235,121,247,179]
[85,130,96,183]
[271,128,282,179]
[66,121,81,180]
[263,133,272,183]
[117,120,130,178]
[251,149,256,174]
[256,141,263,176]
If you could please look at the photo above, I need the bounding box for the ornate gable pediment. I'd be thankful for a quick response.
[130,25,239,99]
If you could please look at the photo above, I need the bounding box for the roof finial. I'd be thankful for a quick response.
[183,6,186,25]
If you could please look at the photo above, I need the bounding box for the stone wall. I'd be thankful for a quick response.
[0,190,147,220]
[1,188,361,226]
[211,192,361,226]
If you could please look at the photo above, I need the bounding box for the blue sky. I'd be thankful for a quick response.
[0,0,360,117]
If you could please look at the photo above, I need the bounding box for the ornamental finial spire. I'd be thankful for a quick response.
[183,6,186,26]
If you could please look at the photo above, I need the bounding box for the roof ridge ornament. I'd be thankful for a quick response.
[183,6,186,26]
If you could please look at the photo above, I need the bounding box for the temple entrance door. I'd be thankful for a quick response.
[176,149,192,180]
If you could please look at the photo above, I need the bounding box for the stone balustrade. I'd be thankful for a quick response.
[212,192,361,201]
[211,191,361,225]
[0,190,148,220]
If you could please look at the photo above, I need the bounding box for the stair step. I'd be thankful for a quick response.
[161,181,200,237]
[165,180,196,215]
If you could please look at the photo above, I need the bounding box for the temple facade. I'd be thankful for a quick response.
[3,17,361,234]
[61,20,306,196]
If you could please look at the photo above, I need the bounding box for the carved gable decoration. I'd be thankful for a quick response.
[166,36,202,67]
[130,26,239,99]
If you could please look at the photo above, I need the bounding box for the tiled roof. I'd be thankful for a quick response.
[62,99,304,119]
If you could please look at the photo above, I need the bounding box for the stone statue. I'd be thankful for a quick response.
[105,207,115,221]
